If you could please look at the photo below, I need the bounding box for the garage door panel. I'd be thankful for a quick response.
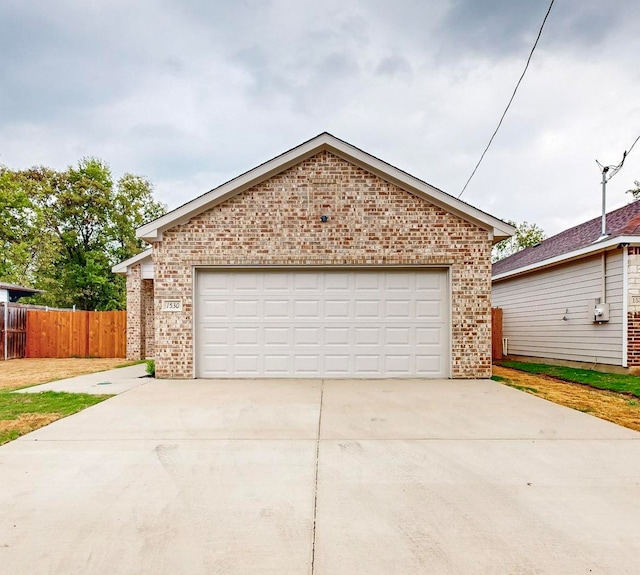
[264,300,290,319]
[263,274,288,290]
[264,327,289,346]
[294,300,320,318]
[200,300,229,319]
[234,327,259,345]
[355,300,381,318]
[385,327,411,345]
[354,327,381,346]
[416,355,442,375]
[233,300,259,318]
[355,275,381,290]
[385,300,411,319]
[325,355,350,374]
[386,355,411,373]
[416,327,443,345]
[294,327,321,346]
[325,327,350,346]
[264,355,288,374]
[295,355,320,373]
[234,274,259,290]
[325,300,350,319]
[416,273,443,290]
[355,355,380,374]
[294,275,319,290]
[202,354,229,374]
[234,355,259,374]
[196,270,449,378]
[201,326,229,345]
[416,300,443,319]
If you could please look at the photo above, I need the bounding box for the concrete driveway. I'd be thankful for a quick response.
[1,377,640,574]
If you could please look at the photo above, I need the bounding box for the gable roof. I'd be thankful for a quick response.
[493,200,640,279]
[137,132,514,243]
[111,248,153,275]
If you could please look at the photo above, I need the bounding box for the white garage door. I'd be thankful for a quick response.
[195,269,449,378]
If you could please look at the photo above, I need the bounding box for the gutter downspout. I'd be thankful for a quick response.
[623,246,629,367]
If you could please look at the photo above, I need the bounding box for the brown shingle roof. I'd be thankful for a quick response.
[492,200,640,276]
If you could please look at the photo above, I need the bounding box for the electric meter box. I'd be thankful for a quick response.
[591,299,610,323]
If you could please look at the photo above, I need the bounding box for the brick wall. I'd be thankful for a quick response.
[143,279,154,358]
[151,150,493,378]
[126,266,155,360]
[628,248,640,367]
[126,265,144,360]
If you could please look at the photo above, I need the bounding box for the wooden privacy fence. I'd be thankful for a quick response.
[0,304,28,360]
[492,307,503,361]
[26,310,126,358]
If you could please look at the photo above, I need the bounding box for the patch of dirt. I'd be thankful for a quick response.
[493,365,640,432]
[0,358,130,391]
[0,413,60,435]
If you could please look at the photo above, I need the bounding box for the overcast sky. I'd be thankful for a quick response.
[2,0,640,237]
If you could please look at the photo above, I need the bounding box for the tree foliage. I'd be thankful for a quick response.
[0,159,166,310]
[627,181,640,200]
[492,220,546,263]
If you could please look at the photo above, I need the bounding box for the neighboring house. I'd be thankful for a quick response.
[492,200,640,370]
[113,133,513,379]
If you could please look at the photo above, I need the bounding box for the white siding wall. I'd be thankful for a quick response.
[492,251,623,365]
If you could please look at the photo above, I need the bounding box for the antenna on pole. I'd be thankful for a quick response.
[595,151,628,241]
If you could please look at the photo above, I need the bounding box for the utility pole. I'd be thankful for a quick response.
[596,151,627,240]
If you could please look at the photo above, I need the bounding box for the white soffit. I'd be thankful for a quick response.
[112,248,153,275]
[137,133,514,243]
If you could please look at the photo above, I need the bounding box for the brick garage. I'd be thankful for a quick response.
[114,133,513,379]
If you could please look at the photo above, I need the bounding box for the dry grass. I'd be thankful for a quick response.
[493,365,640,432]
[0,413,60,436]
[0,358,132,391]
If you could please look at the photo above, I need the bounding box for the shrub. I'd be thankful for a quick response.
[145,359,156,377]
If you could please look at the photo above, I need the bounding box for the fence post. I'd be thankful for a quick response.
[2,291,8,361]
[492,307,503,361]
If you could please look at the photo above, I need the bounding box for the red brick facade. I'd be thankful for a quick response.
[628,312,640,367]
[150,150,493,379]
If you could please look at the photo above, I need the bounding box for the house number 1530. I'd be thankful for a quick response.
[162,300,183,312]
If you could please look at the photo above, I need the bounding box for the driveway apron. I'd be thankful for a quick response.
[1,378,640,574]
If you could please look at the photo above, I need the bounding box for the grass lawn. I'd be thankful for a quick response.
[0,358,143,444]
[493,363,640,432]
[0,390,110,445]
[499,360,640,397]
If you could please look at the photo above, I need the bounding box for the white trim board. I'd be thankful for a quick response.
[492,236,640,282]
[137,133,514,243]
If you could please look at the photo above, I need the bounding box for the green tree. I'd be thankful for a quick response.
[492,220,546,263]
[0,167,58,285]
[0,159,166,310]
[627,181,640,199]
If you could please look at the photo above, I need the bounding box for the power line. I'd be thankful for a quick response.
[596,133,640,182]
[458,0,555,199]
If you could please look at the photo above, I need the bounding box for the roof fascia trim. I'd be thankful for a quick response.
[112,248,153,274]
[137,133,515,242]
[492,235,639,281]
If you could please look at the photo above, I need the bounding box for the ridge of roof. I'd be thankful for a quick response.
[492,200,640,277]
[136,132,515,243]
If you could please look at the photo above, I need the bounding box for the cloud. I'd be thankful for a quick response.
[0,0,639,238]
